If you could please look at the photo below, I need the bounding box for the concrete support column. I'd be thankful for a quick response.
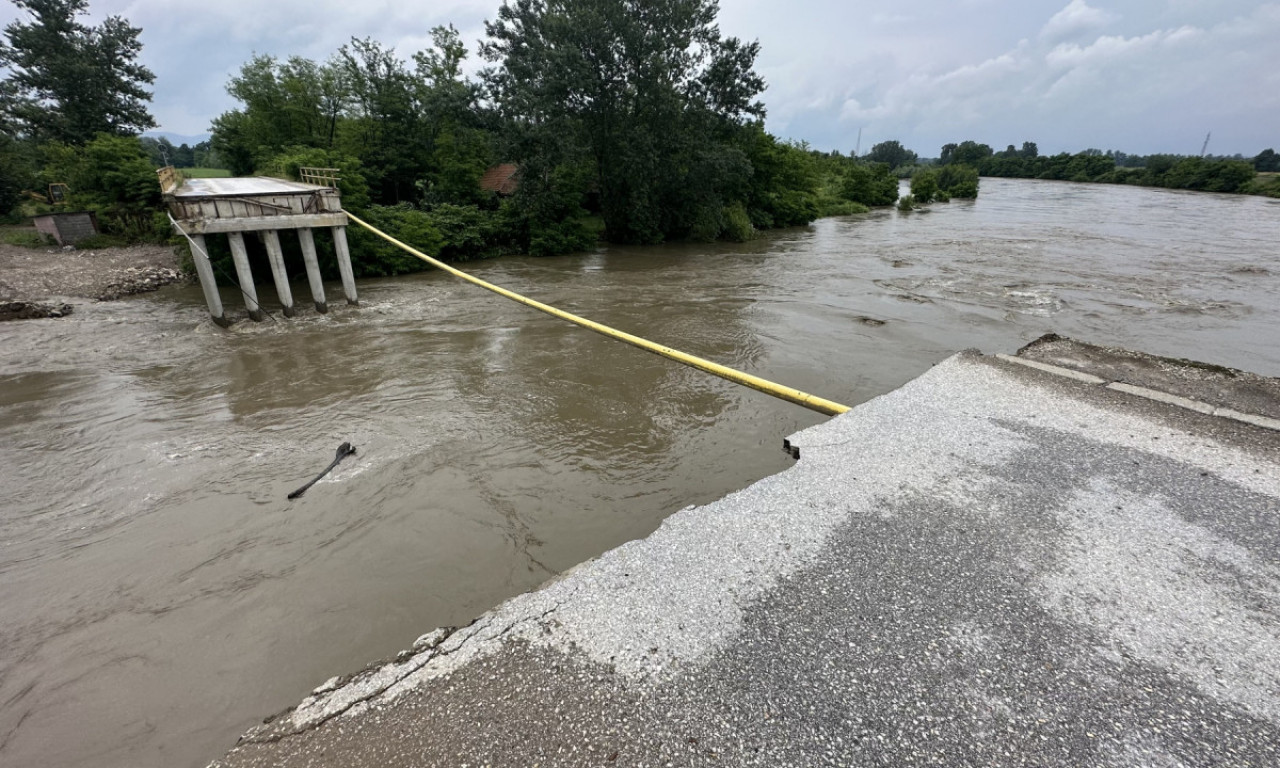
[331,226,358,305]
[262,230,295,317]
[227,231,265,322]
[297,228,328,313]
[188,233,229,327]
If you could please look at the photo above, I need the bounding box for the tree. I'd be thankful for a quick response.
[865,140,917,170]
[910,169,938,203]
[1256,149,1279,173]
[481,0,766,244]
[839,162,899,206]
[0,0,155,143]
[940,140,992,166]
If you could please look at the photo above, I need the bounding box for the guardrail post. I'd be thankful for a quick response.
[263,230,295,317]
[297,228,327,313]
[227,232,265,322]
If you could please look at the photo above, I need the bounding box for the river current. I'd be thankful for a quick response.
[1,178,1277,767]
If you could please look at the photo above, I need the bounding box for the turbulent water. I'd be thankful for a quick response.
[1,178,1277,768]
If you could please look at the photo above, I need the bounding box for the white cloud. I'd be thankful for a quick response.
[1040,0,1118,43]
[3,0,1277,154]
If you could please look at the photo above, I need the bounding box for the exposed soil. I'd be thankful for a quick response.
[0,242,189,317]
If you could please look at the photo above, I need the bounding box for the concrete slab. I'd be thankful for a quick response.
[172,177,323,198]
[210,349,1280,768]
[1018,334,1280,421]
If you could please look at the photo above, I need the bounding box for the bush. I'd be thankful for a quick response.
[721,202,755,242]
[897,194,916,212]
[41,134,170,242]
[840,162,899,206]
[264,146,371,210]
[814,195,869,217]
[937,164,979,198]
[528,215,596,256]
[910,170,938,204]
[346,204,444,276]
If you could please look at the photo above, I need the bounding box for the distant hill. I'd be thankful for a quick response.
[141,131,212,146]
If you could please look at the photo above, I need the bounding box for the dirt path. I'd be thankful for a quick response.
[0,242,188,317]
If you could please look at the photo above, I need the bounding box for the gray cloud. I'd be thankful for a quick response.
[1,0,1275,156]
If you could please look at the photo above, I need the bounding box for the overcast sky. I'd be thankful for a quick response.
[3,0,1276,156]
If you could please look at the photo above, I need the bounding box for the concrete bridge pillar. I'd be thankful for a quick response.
[297,228,327,314]
[262,230,295,317]
[332,226,358,305]
[187,233,229,327]
[226,231,265,322]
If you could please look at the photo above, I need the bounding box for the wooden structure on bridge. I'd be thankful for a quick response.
[160,167,358,326]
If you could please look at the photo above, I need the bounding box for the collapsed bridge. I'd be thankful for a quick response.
[159,166,358,326]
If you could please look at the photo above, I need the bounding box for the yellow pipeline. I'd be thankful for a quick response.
[343,210,851,416]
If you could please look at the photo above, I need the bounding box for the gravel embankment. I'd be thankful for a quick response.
[0,242,188,319]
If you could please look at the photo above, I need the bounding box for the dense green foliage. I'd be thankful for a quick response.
[865,140,917,172]
[909,170,938,204]
[839,162,900,206]
[480,0,768,245]
[40,133,168,240]
[199,0,900,273]
[972,143,1258,193]
[1255,149,1279,173]
[0,0,155,143]
[139,136,220,169]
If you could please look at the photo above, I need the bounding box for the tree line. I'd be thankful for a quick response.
[932,140,1278,197]
[2,0,924,274]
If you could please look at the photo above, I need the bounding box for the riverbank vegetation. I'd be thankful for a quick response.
[2,0,909,277]
[935,140,1278,197]
[7,1,1276,281]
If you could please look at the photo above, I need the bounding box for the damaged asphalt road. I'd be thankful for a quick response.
[211,348,1280,767]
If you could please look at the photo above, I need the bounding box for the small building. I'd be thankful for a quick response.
[32,211,99,245]
[479,164,520,196]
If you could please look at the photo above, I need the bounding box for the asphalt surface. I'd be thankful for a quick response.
[211,345,1280,767]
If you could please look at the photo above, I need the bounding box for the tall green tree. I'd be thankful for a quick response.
[0,0,155,143]
[865,140,917,170]
[481,0,766,244]
[940,140,992,167]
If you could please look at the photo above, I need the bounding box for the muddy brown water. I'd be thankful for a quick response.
[2,178,1278,768]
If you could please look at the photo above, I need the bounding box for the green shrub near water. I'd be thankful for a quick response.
[910,170,939,204]
[937,164,980,198]
[839,162,899,206]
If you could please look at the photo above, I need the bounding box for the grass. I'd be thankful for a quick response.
[73,234,130,249]
[0,225,51,248]
[182,167,233,178]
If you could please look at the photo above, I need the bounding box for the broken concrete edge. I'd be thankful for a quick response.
[215,344,1279,760]
[995,346,1280,433]
[1018,332,1244,379]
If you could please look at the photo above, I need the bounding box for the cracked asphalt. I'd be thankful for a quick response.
[211,347,1280,767]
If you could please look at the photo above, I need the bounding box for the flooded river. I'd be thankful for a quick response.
[2,178,1278,768]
